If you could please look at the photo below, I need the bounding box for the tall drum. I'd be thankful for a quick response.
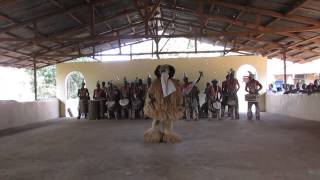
[88,100,100,120]
[99,99,106,118]
[79,100,88,114]
[245,94,260,102]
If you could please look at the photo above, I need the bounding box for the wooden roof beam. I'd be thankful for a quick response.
[0,12,63,51]
[265,34,320,57]
[4,23,319,43]
[0,0,110,34]
[12,8,138,54]
[207,0,320,26]
[47,0,84,26]
[36,21,145,57]
[242,0,311,46]
[223,0,254,32]
[161,4,317,41]
[126,14,136,33]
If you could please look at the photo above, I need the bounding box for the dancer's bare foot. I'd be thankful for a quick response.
[162,132,181,143]
[144,128,161,143]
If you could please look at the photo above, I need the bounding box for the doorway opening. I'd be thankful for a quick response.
[65,71,86,117]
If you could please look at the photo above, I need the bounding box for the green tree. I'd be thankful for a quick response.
[26,65,56,99]
[66,72,84,99]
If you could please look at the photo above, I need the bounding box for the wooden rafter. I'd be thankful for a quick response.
[161,4,319,41]
[242,0,311,46]
[0,0,110,34]
[207,0,320,26]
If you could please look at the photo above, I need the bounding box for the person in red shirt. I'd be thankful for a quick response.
[245,72,263,120]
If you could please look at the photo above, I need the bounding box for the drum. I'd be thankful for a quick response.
[106,101,116,110]
[213,101,221,110]
[99,99,106,118]
[132,99,143,110]
[88,100,100,120]
[227,96,236,106]
[79,99,88,114]
[119,98,130,107]
[245,94,260,102]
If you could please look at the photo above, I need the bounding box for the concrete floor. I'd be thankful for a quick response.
[1,113,320,180]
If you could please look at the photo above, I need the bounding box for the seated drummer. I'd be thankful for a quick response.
[106,81,121,119]
[120,78,131,118]
[77,82,90,119]
[245,71,263,120]
[121,78,131,99]
[93,81,106,100]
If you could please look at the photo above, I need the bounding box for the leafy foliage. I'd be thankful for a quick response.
[66,71,84,99]
[26,65,56,99]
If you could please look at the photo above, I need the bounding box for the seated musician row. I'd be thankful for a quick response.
[76,68,263,121]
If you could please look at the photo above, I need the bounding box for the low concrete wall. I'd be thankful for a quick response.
[0,99,59,130]
[266,94,320,121]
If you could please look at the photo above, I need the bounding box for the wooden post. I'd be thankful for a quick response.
[195,36,198,53]
[223,41,227,56]
[91,4,96,58]
[117,32,122,54]
[155,19,160,59]
[283,48,287,87]
[130,44,132,60]
[33,56,37,100]
[151,40,154,57]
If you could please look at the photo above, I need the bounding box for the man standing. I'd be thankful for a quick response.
[77,82,90,119]
[93,81,106,118]
[182,73,203,120]
[101,81,108,96]
[221,74,229,117]
[93,81,105,100]
[245,72,263,120]
[225,69,240,119]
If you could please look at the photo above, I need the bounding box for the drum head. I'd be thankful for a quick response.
[213,102,221,109]
[132,99,142,110]
[106,101,115,107]
[227,100,236,106]
[119,99,129,106]
[245,94,260,102]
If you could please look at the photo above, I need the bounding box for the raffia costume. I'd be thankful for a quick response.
[143,65,184,143]
[144,78,184,122]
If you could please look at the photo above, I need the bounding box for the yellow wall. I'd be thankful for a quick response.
[56,55,267,116]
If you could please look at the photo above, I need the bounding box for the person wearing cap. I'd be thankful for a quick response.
[245,71,263,120]
[77,81,90,119]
